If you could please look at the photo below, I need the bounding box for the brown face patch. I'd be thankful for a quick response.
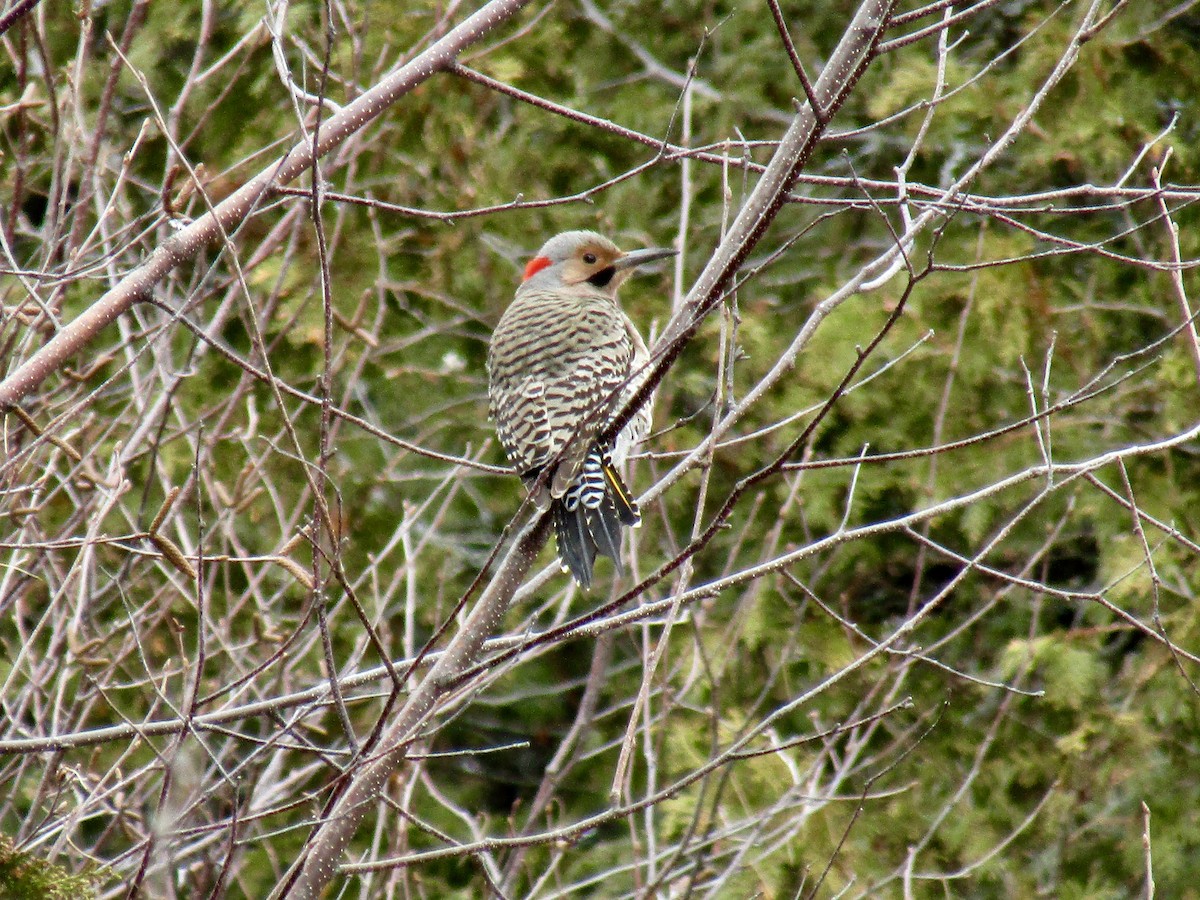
[559,241,624,286]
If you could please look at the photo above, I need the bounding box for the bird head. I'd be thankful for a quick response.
[520,230,676,295]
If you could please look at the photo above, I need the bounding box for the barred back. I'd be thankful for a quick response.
[487,287,633,495]
[488,284,651,587]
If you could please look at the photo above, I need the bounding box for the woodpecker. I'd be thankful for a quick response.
[487,230,675,588]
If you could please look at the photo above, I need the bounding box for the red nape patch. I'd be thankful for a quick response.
[523,256,552,281]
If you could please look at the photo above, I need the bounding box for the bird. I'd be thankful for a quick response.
[487,230,676,588]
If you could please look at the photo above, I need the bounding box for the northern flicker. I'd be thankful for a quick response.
[487,230,675,588]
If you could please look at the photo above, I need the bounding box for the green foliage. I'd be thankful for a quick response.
[5,0,1200,896]
[0,836,103,900]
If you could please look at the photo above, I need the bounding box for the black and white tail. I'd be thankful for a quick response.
[552,445,640,589]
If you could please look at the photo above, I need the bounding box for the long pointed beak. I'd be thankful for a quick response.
[614,246,677,271]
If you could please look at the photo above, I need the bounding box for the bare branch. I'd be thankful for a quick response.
[0,0,534,409]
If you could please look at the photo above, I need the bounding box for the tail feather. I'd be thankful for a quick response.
[586,497,624,572]
[553,499,596,588]
[602,459,640,527]
[551,446,640,587]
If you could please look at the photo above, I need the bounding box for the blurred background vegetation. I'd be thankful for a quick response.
[3,0,1200,896]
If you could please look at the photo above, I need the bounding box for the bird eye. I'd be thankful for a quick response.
[582,252,597,265]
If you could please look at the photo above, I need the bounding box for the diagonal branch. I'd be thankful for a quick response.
[601,0,896,446]
[273,509,551,899]
[0,0,41,38]
[0,0,535,410]
[269,2,897,897]
[766,0,826,122]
